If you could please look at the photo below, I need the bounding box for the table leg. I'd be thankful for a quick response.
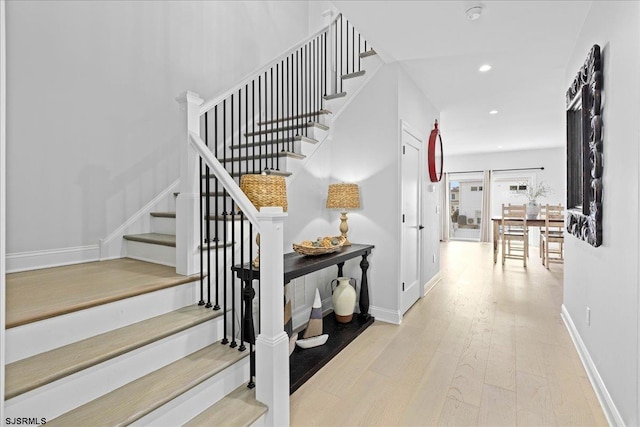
[493,220,499,263]
[358,252,371,321]
[336,261,345,278]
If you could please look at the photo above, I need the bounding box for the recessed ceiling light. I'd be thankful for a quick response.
[498,145,503,149]
[489,110,499,115]
[479,64,492,72]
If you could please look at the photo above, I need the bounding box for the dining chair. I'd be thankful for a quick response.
[501,203,528,267]
[540,204,564,268]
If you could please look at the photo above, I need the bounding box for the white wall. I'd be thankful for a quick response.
[563,2,640,425]
[284,63,441,325]
[6,1,309,260]
[397,64,440,293]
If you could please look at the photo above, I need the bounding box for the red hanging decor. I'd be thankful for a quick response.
[428,120,444,182]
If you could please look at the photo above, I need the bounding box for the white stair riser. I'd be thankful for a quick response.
[342,76,365,98]
[5,318,225,422]
[126,240,176,267]
[6,281,199,363]
[361,53,383,69]
[323,96,347,113]
[131,357,250,426]
[151,215,176,235]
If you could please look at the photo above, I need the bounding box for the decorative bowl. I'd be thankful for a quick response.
[293,236,346,256]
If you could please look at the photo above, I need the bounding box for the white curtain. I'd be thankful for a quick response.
[480,170,492,242]
[440,174,450,242]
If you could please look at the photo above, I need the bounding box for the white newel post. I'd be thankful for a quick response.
[175,91,204,276]
[255,207,289,427]
[324,9,337,96]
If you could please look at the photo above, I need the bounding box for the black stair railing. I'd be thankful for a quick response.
[192,12,373,389]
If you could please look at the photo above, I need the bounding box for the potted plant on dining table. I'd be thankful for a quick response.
[516,181,552,219]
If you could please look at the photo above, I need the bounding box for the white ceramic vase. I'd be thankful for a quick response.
[527,201,541,219]
[331,277,356,323]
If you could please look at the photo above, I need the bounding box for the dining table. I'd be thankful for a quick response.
[491,216,565,263]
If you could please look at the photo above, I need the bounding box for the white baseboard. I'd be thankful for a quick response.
[369,305,401,325]
[423,272,441,297]
[6,245,100,273]
[561,304,624,427]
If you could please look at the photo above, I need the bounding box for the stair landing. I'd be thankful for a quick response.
[6,258,199,328]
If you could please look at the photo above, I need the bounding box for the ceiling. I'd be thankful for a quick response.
[332,1,592,155]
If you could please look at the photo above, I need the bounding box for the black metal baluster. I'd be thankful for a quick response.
[264,71,268,171]
[252,80,256,173]
[245,84,249,177]
[287,56,291,152]
[358,32,362,71]
[230,93,237,349]
[296,50,299,141]
[221,100,228,345]
[270,67,274,171]
[334,16,338,94]
[324,31,327,97]
[198,117,205,307]
[214,106,220,311]
[352,24,355,74]
[258,75,262,172]
[280,59,284,156]
[248,222,256,389]
[204,112,212,309]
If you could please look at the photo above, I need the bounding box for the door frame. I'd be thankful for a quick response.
[399,120,424,316]
[1,0,7,417]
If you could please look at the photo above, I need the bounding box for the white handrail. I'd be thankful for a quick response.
[199,13,342,116]
[188,131,260,227]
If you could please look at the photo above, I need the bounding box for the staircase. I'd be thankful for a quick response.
[3,12,381,426]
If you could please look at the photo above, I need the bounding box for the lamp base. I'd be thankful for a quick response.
[339,212,352,246]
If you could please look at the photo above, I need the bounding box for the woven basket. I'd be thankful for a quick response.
[293,236,346,256]
[240,174,288,211]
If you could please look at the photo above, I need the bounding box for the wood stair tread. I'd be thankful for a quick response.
[230,135,319,149]
[244,121,328,137]
[231,169,292,178]
[323,92,347,100]
[184,385,266,427]
[360,49,377,58]
[46,341,248,426]
[6,258,200,328]
[5,305,224,400]
[342,70,366,80]
[257,109,331,126]
[123,232,176,247]
[220,151,305,163]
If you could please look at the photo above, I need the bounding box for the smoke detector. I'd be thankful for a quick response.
[465,3,484,21]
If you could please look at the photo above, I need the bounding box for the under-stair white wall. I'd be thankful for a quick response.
[285,63,442,325]
[5,1,309,269]
[562,2,640,426]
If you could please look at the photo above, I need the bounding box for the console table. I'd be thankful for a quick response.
[232,243,375,393]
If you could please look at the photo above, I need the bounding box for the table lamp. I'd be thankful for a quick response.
[240,174,288,267]
[326,183,360,246]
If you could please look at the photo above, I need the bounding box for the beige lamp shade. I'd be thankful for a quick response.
[240,174,288,212]
[326,183,360,210]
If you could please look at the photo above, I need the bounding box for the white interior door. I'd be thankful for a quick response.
[401,128,422,314]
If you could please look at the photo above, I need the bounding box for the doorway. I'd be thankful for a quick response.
[400,124,422,315]
[448,173,484,241]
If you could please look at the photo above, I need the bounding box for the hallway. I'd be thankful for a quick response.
[290,241,607,426]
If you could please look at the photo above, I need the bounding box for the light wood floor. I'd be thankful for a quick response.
[290,241,608,427]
